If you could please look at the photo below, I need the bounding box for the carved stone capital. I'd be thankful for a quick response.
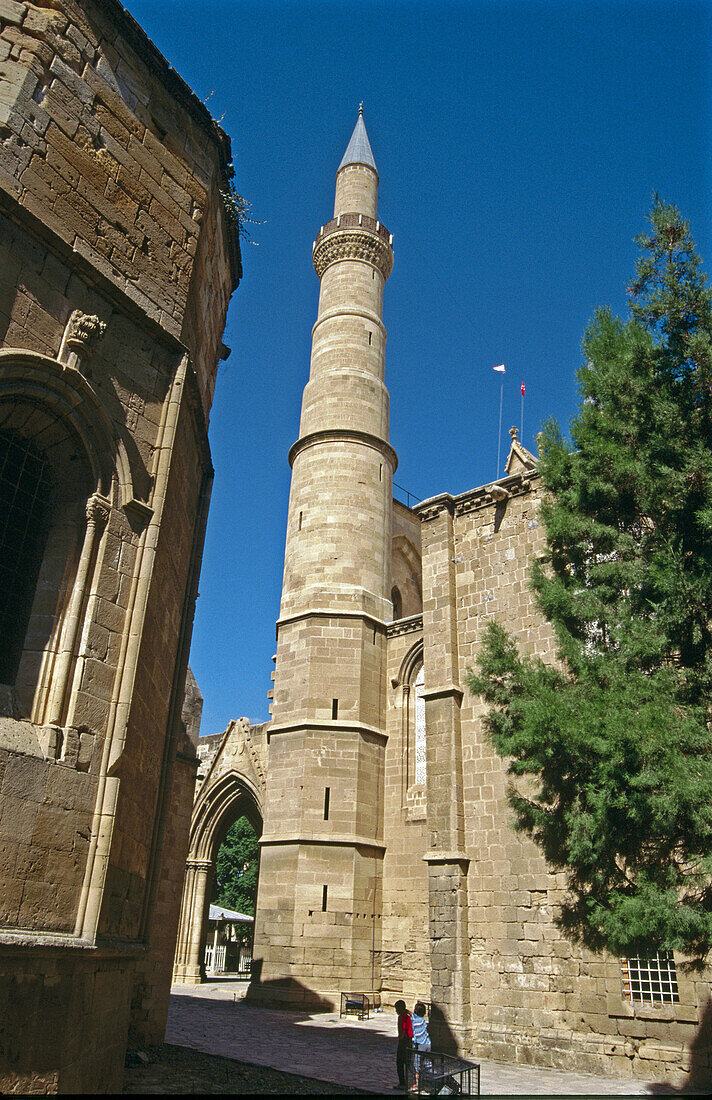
[313,228,393,280]
[86,492,111,527]
[59,310,107,371]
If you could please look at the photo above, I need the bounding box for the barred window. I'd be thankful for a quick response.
[621,952,679,1005]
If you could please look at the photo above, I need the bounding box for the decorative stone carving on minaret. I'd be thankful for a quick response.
[58,310,107,373]
[313,227,393,279]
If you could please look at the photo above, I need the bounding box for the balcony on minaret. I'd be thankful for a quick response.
[315,214,393,246]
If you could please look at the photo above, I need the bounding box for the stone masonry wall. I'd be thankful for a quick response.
[0,1,239,1091]
[0,0,238,416]
[415,471,712,1086]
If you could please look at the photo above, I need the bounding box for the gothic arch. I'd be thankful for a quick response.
[0,348,142,730]
[175,765,264,983]
[189,768,264,862]
[397,636,423,688]
[0,348,135,506]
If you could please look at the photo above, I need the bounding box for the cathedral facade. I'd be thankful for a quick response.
[183,111,712,1087]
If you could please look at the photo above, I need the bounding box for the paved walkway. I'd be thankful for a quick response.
[166,982,697,1095]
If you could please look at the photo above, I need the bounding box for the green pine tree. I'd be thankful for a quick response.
[467,198,712,965]
[212,816,259,916]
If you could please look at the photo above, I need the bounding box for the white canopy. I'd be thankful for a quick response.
[208,903,254,923]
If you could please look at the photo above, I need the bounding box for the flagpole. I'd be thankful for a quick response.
[497,379,504,476]
[521,388,524,445]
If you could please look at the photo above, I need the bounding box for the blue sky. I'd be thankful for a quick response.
[129,0,711,734]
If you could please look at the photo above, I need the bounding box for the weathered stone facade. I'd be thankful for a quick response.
[189,112,711,1087]
[0,2,239,1092]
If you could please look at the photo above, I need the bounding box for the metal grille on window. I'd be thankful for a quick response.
[414,665,426,785]
[621,952,679,1004]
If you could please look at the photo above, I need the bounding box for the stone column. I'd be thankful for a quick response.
[45,490,110,736]
[173,858,211,984]
[416,494,472,1053]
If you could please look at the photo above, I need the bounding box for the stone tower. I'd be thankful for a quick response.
[251,108,395,1006]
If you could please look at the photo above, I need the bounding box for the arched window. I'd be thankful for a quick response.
[398,646,427,815]
[0,430,53,685]
[0,401,91,721]
[391,585,402,620]
[414,665,426,785]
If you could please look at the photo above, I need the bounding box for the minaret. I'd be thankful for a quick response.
[251,108,395,1007]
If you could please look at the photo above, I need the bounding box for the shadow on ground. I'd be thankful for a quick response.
[123,1043,367,1095]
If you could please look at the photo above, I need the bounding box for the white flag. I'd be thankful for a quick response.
[493,364,505,373]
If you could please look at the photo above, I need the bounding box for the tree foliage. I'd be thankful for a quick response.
[467,199,712,964]
[212,816,259,917]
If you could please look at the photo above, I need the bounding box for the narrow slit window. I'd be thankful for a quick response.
[368,331,372,345]
[323,787,330,820]
[379,463,382,481]
[322,884,328,911]
[332,698,338,719]
[298,511,303,530]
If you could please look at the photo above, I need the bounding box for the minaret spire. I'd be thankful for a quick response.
[338,103,377,174]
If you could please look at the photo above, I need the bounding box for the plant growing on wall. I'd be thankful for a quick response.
[220,182,264,244]
[467,198,712,965]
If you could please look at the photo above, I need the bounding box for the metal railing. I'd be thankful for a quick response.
[394,480,421,508]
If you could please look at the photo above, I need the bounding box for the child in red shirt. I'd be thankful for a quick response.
[394,999,413,1090]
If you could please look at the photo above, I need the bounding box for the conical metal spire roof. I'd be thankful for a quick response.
[338,103,377,173]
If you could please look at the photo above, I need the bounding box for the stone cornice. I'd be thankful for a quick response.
[267,719,387,745]
[260,833,385,853]
[387,613,423,638]
[453,470,539,516]
[423,850,471,866]
[312,305,387,338]
[415,470,539,523]
[422,682,464,704]
[277,608,388,631]
[288,427,398,472]
[313,228,394,281]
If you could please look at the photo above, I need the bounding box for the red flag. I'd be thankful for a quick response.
[521,382,526,396]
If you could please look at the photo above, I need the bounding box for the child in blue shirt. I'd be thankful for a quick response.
[411,1002,431,1091]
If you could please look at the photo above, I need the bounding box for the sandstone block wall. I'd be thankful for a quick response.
[0,2,239,1091]
[410,469,712,1085]
[0,0,238,413]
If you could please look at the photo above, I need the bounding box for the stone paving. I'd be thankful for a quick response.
[164,982,700,1095]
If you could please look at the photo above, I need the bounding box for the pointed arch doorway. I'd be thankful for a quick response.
[174,769,263,984]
